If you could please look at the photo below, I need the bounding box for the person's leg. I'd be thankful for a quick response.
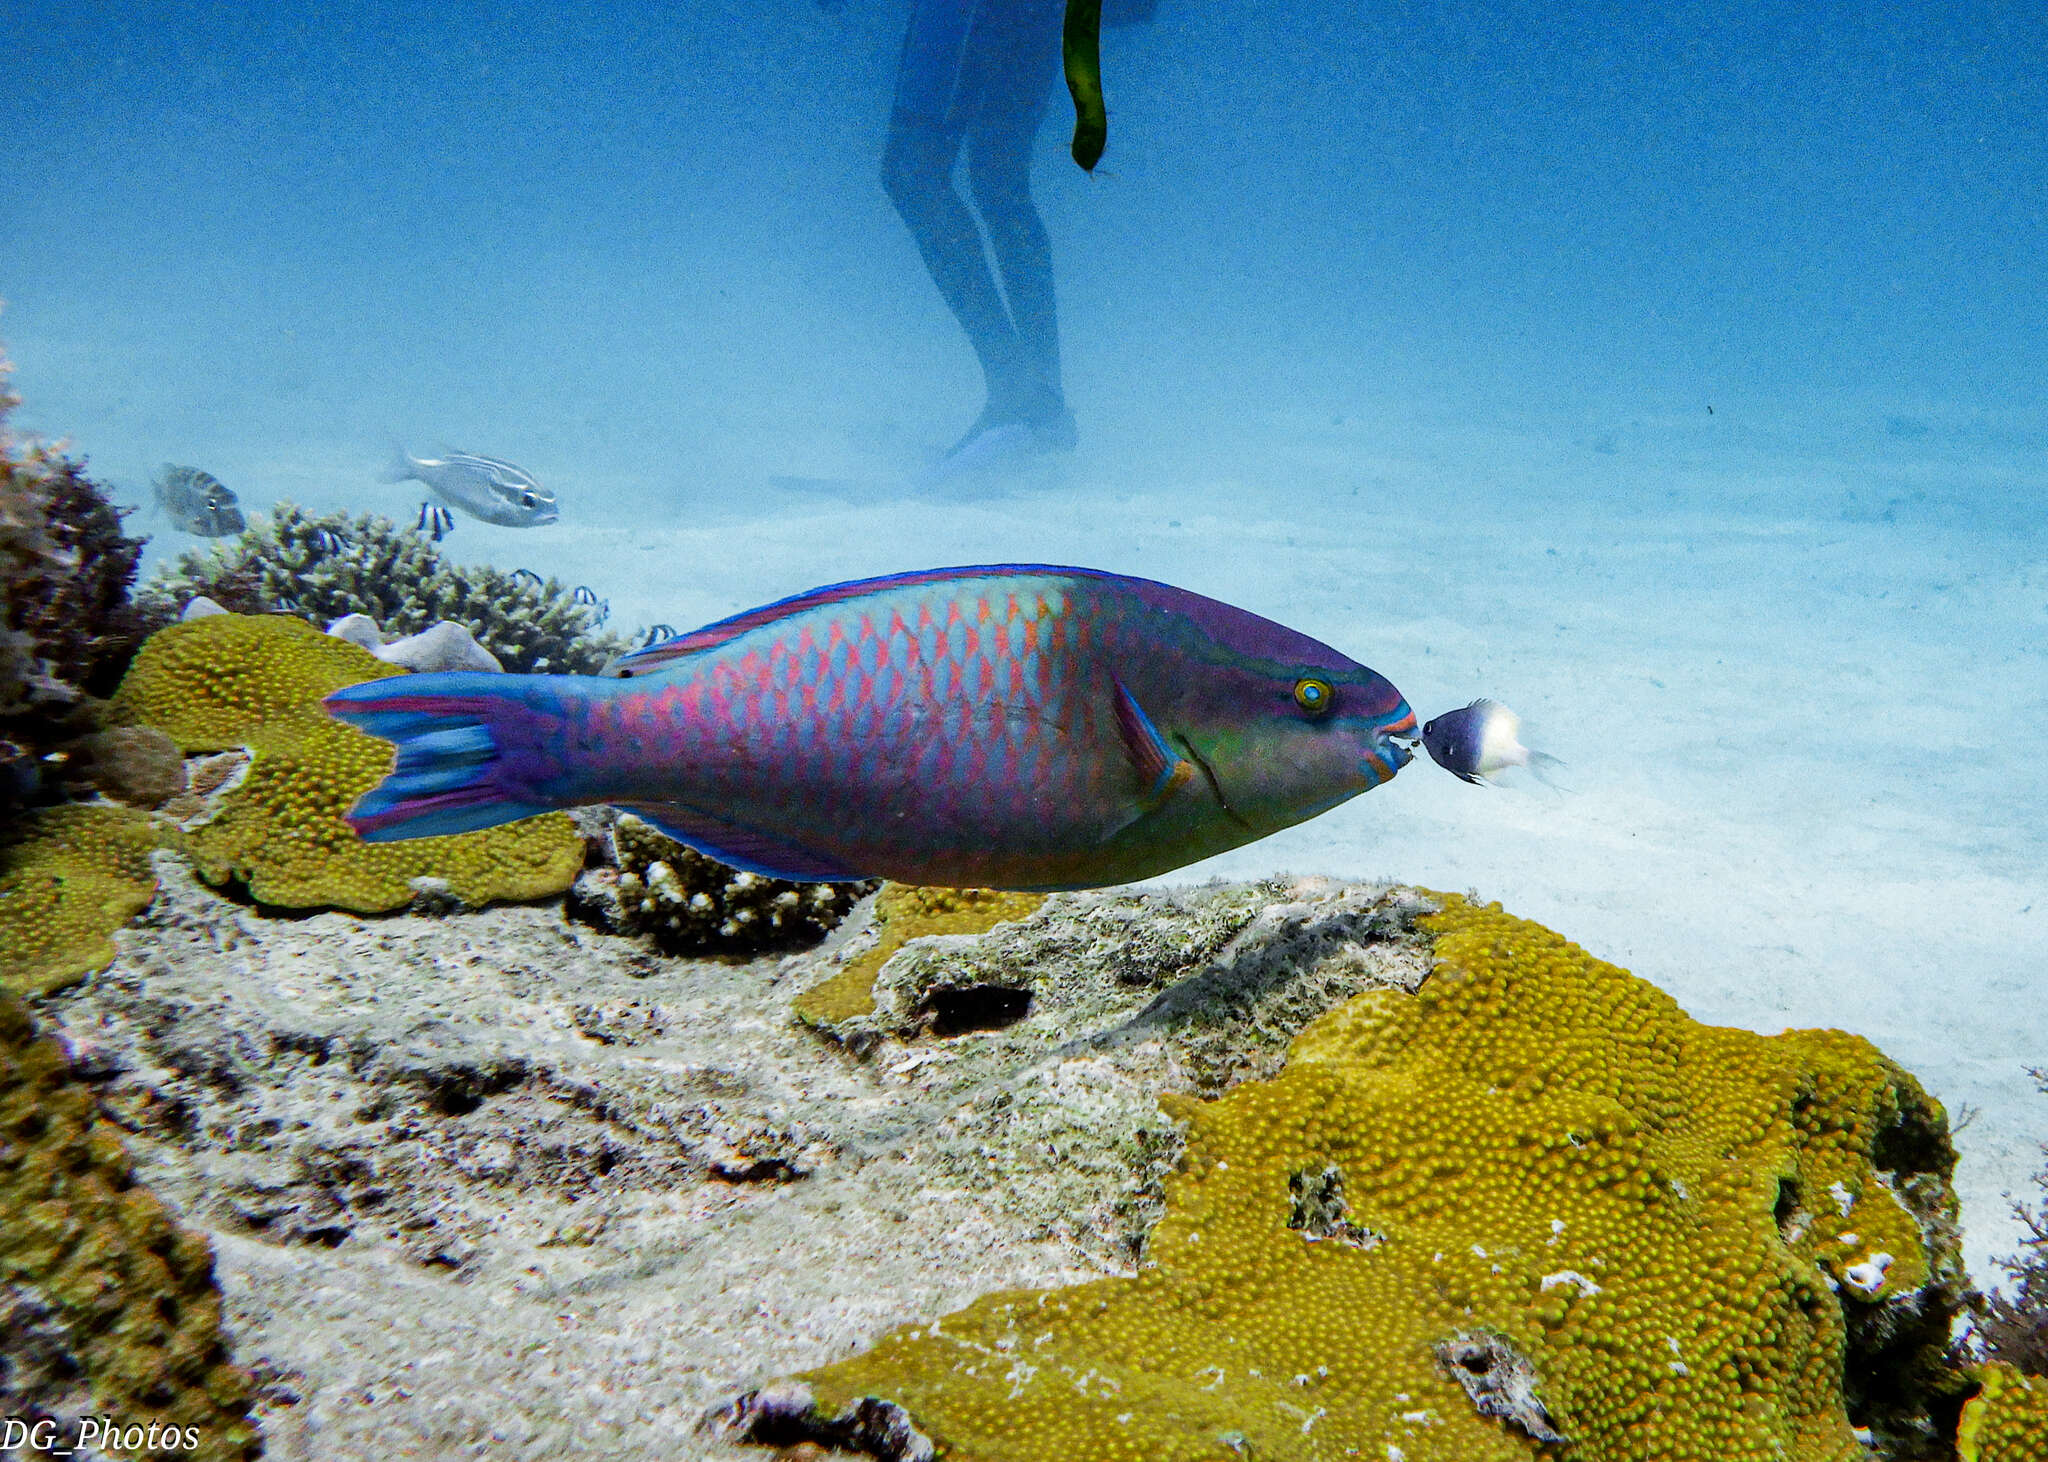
[882,0,1031,439]
[960,0,1072,444]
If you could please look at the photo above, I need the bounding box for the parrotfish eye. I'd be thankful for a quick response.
[1292,677,1335,716]
[520,491,536,507]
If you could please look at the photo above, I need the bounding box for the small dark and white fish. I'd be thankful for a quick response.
[1421,698,1563,787]
[381,447,557,528]
[152,464,246,537]
[417,502,456,542]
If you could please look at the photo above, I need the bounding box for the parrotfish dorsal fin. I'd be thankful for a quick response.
[603,562,1109,678]
[1111,676,1195,801]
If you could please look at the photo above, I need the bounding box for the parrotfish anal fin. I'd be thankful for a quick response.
[619,802,866,883]
[1111,677,1196,802]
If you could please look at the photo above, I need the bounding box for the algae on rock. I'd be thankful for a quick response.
[0,992,260,1461]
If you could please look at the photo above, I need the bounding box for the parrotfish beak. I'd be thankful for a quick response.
[1361,706,1419,786]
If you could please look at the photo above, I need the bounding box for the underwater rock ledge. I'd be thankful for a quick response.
[19,867,2024,1461]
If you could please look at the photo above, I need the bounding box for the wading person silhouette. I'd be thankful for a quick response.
[879,0,1085,475]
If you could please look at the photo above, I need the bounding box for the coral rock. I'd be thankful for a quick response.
[323,611,381,649]
[109,610,400,749]
[1957,1363,2048,1461]
[741,894,1968,1462]
[374,618,503,673]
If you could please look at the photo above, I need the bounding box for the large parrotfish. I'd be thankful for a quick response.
[322,565,1418,891]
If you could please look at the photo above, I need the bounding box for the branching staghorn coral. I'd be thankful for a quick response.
[136,501,627,674]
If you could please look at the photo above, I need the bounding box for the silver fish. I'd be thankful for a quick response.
[1421,698,1563,787]
[381,447,558,528]
[151,464,246,537]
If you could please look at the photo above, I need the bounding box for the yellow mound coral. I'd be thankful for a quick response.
[108,610,398,746]
[111,614,584,913]
[748,895,1961,1461]
[1958,1363,2048,1462]
[794,884,1046,1027]
[0,993,259,1460]
[0,804,159,997]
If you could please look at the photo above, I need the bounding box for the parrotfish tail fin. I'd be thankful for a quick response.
[322,672,588,841]
[1526,750,1570,792]
[377,445,417,484]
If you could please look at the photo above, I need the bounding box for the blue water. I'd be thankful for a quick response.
[5,0,2045,1278]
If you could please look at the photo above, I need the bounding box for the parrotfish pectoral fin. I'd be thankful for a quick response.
[1111,676,1196,802]
[621,802,866,883]
[323,673,565,840]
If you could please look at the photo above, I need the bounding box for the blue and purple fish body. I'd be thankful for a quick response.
[323,565,1418,891]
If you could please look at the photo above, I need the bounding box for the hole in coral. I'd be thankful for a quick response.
[924,984,1031,1037]
[431,1087,486,1117]
[1773,1176,1803,1237]
[1434,1333,1566,1445]
[1871,1102,1951,1181]
[710,1157,802,1184]
[1286,1166,1383,1248]
[422,1064,526,1117]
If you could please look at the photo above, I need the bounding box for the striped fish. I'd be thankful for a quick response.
[152,464,246,537]
[380,447,557,528]
[323,565,1417,891]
